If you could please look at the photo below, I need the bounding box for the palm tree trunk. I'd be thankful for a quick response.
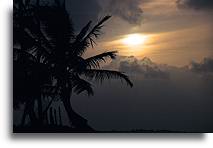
[61,87,94,131]
[49,107,54,125]
[37,97,43,125]
[58,106,62,126]
[54,109,57,125]
[29,108,38,126]
[21,100,38,127]
[21,103,28,126]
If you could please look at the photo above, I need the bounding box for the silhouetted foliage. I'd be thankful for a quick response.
[13,0,133,132]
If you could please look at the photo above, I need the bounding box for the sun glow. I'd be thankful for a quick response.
[122,34,148,46]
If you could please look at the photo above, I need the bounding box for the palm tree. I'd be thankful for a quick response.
[14,0,133,131]
[13,0,48,126]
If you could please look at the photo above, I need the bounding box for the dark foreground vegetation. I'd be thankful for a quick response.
[14,125,192,133]
[13,0,132,132]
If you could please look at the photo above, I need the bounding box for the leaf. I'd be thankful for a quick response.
[72,15,111,56]
[85,51,117,68]
[75,21,92,41]
[83,69,133,87]
[71,75,94,96]
[14,48,37,62]
[84,15,111,47]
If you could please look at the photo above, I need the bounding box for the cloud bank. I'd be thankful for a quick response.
[105,56,170,79]
[71,56,213,132]
[177,0,213,10]
[191,57,213,73]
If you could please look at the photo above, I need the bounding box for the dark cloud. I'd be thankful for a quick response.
[106,56,170,79]
[64,0,144,28]
[191,57,213,73]
[104,0,143,25]
[177,0,213,10]
[119,56,169,79]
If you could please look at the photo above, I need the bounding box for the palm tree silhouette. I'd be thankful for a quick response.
[14,0,133,131]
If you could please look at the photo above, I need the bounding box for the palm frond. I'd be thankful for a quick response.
[14,48,37,62]
[71,75,94,96]
[85,51,117,69]
[23,28,52,58]
[75,21,92,41]
[83,69,133,87]
[73,15,111,56]
[84,15,111,47]
[37,6,74,50]
[70,21,92,56]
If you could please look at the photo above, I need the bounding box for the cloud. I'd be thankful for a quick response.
[104,0,143,25]
[177,0,213,10]
[105,56,170,79]
[64,0,145,28]
[65,0,145,27]
[191,57,213,73]
[70,56,213,132]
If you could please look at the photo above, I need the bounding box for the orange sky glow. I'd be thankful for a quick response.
[84,0,213,66]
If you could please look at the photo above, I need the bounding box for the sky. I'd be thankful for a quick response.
[70,56,213,132]
[64,0,213,66]
[66,0,213,131]
[14,0,213,132]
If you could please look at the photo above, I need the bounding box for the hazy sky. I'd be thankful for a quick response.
[64,0,213,66]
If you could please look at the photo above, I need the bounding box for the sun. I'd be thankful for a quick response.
[122,34,147,46]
